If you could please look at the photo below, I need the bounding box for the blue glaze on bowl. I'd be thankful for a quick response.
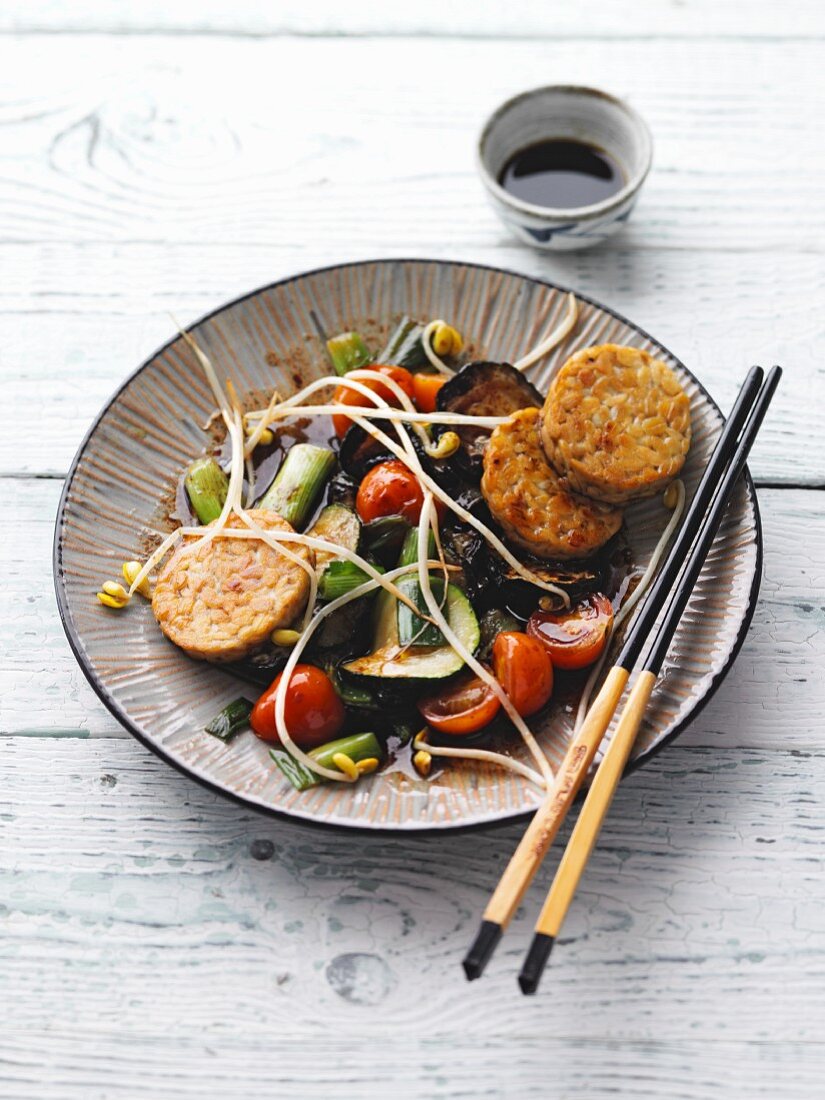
[477,86,652,251]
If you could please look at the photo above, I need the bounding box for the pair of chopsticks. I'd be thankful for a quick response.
[463,363,781,994]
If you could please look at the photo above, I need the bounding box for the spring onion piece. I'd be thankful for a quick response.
[205,698,254,742]
[326,331,372,376]
[272,731,383,791]
[258,443,335,528]
[319,559,383,602]
[185,458,229,525]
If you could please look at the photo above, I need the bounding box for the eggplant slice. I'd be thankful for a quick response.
[436,361,544,474]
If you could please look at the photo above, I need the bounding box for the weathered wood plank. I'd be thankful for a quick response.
[3,478,823,752]
[0,736,823,1091]
[1,0,823,38]
[0,36,822,254]
[2,243,820,482]
[2,1035,825,1100]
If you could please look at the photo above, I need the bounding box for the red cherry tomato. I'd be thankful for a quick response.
[412,372,447,414]
[418,674,501,736]
[492,631,554,717]
[332,364,415,437]
[527,593,614,670]
[356,460,426,525]
[250,664,345,748]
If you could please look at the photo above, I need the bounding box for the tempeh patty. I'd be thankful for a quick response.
[481,408,623,560]
[152,510,313,662]
[541,344,691,505]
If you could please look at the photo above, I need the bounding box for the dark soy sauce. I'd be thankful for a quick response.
[499,138,624,209]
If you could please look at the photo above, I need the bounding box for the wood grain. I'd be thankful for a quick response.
[1,735,824,1098]
[2,0,823,38]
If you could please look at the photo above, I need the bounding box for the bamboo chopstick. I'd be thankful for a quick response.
[517,365,782,995]
[463,365,767,982]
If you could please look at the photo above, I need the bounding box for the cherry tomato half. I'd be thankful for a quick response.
[418,674,501,736]
[250,664,345,748]
[412,372,447,414]
[492,631,554,717]
[356,460,426,525]
[332,364,415,437]
[527,593,614,670]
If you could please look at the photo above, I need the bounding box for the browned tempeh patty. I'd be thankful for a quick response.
[152,510,313,662]
[481,408,623,560]
[541,344,691,505]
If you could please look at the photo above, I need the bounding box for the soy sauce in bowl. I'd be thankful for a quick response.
[498,138,624,210]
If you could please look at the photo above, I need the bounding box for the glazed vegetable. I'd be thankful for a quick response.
[395,528,445,648]
[418,674,500,736]
[251,664,346,748]
[492,631,554,717]
[412,372,447,413]
[204,697,254,742]
[332,365,415,437]
[379,316,430,371]
[185,457,229,525]
[477,608,522,661]
[496,555,602,617]
[435,361,544,473]
[258,444,335,527]
[361,515,412,563]
[344,583,479,681]
[272,731,383,791]
[356,460,427,525]
[307,503,361,569]
[326,331,372,376]
[527,592,614,670]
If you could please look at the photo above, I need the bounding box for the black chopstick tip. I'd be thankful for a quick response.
[518,934,555,995]
[462,920,503,981]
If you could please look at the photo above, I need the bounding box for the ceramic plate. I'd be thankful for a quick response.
[54,259,761,831]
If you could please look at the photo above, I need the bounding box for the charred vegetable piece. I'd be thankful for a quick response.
[307,504,361,569]
[204,697,254,742]
[338,423,394,478]
[258,444,335,528]
[361,515,412,563]
[327,664,378,709]
[379,316,431,372]
[185,457,229,525]
[272,731,383,791]
[497,555,602,616]
[327,470,359,511]
[326,331,372,376]
[435,361,544,475]
[478,608,522,661]
[227,647,290,687]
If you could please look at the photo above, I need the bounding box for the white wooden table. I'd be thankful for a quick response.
[3,4,824,1097]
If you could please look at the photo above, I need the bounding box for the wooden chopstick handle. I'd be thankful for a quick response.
[533,670,657,939]
[483,665,630,928]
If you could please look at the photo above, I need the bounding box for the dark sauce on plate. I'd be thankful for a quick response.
[499,138,624,209]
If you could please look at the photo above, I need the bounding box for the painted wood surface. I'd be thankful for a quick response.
[2,4,824,1097]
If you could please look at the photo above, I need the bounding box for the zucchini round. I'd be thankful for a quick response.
[343,583,480,680]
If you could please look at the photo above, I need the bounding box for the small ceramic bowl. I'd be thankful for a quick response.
[477,85,653,251]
